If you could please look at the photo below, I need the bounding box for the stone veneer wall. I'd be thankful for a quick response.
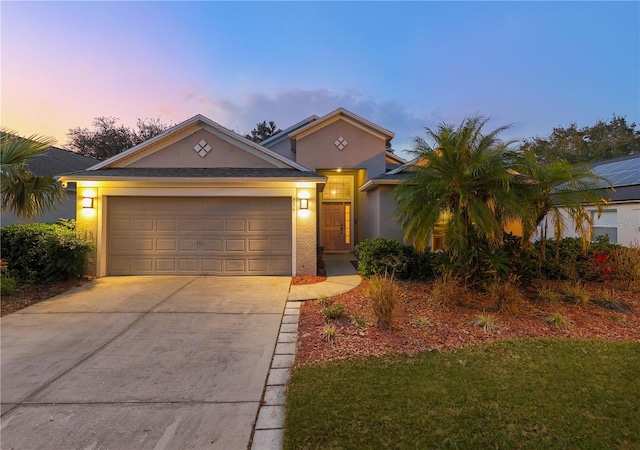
[295,190,317,276]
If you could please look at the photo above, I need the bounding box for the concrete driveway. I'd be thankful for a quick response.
[1,276,290,449]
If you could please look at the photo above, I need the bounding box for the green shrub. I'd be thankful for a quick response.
[322,302,346,321]
[0,221,93,284]
[367,273,400,330]
[0,276,17,296]
[592,289,629,312]
[321,325,337,344]
[351,312,367,328]
[355,238,437,281]
[562,282,590,305]
[429,273,467,310]
[535,287,562,304]
[488,274,526,314]
[534,236,618,281]
[317,295,332,307]
[610,243,640,290]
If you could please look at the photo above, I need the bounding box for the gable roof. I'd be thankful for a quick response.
[260,115,320,148]
[359,157,422,192]
[288,108,395,142]
[25,146,98,176]
[88,114,314,173]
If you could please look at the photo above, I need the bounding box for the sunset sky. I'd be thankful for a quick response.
[2,1,638,158]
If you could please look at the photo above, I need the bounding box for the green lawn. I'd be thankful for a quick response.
[285,339,640,449]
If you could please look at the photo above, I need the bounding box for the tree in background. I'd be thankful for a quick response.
[1,130,66,220]
[521,115,640,164]
[67,117,171,160]
[244,121,282,143]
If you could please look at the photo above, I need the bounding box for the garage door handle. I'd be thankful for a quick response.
[340,225,343,235]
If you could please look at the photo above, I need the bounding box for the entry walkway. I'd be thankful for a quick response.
[287,254,362,301]
[250,254,361,449]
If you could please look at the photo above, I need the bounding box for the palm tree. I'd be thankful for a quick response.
[512,149,610,261]
[1,129,66,220]
[394,115,521,259]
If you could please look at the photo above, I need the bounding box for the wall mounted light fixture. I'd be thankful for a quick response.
[82,197,94,209]
[300,198,309,210]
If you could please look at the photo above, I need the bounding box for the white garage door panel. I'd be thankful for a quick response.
[108,197,292,275]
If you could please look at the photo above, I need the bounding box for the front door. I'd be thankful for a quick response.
[322,202,351,251]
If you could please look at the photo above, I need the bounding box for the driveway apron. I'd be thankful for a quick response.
[1,276,290,450]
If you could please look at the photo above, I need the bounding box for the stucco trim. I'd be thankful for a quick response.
[359,179,401,192]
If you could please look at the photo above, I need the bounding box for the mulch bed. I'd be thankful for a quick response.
[291,275,327,285]
[1,279,91,317]
[296,279,640,366]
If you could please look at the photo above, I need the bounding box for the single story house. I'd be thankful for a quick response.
[59,108,410,277]
[1,147,98,226]
[561,153,640,246]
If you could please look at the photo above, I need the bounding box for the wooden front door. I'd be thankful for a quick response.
[322,202,351,251]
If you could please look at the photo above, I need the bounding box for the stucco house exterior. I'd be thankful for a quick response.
[59,108,409,277]
[1,147,98,226]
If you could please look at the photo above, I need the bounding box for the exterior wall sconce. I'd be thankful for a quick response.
[82,197,94,209]
[300,198,309,210]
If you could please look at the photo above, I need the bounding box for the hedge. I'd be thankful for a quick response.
[0,221,93,284]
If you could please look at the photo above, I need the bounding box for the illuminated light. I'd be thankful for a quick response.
[300,198,308,210]
[336,168,342,172]
[82,197,94,209]
[82,188,96,198]
[81,208,96,218]
[298,209,311,219]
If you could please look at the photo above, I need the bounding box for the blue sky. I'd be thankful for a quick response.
[2,1,638,159]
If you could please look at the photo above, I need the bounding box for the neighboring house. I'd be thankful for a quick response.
[561,153,640,246]
[59,108,411,277]
[1,147,98,226]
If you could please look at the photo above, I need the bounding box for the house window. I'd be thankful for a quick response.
[592,210,617,243]
[431,212,449,251]
[323,176,352,201]
[344,204,351,245]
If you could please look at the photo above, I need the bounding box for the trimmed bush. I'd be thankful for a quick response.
[355,238,437,280]
[0,221,93,284]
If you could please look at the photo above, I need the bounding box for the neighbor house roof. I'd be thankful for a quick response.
[589,153,640,202]
[25,147,98,176]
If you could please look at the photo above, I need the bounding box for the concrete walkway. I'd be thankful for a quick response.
[287,254,362,301]
[250,254,361,449]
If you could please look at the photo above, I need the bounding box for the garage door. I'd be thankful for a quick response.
[108,197,292,275]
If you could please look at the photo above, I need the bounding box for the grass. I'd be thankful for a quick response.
[472,313,497,332]
[285,339,640,449]
[322,302,346,320]
[367,274,400,330]
[562,282,590,305]
[545,312,572,329]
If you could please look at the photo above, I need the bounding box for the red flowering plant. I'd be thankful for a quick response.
[592,252,613,281]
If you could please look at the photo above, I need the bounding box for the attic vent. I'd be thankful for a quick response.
[334,136,348,151]
[193,139,212,157]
